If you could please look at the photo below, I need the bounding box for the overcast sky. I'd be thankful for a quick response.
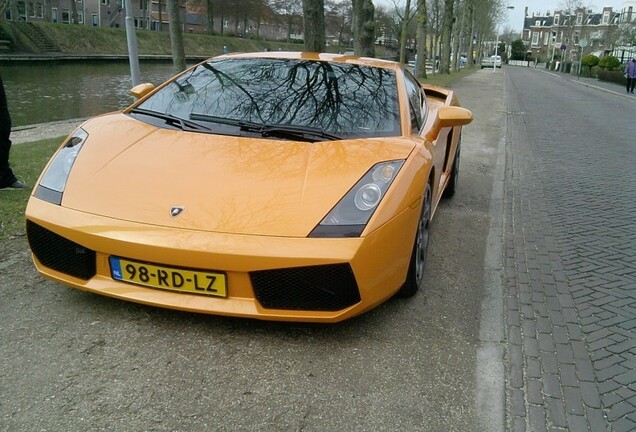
[504,1,626,32]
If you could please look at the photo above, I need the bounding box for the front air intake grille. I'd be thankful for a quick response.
[26,221,96,280]
[250,264,361,311]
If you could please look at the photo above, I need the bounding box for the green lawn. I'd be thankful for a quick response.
[1,137,64,240]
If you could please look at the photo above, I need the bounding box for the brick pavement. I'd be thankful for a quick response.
[502,67,636,431]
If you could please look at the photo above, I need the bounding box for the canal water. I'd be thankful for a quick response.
[1,61,179,127]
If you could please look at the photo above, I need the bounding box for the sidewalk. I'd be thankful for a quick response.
[12,118,85,144]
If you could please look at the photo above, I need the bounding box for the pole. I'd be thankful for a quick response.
[124,0,141,87]
[493,30,498,72]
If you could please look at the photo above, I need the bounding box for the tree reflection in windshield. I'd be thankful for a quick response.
[139,58,401,138]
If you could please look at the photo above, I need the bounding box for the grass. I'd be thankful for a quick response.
[1,136,65,240]
[421,66,479,88]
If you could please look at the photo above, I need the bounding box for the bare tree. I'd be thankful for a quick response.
[427,0,443,73]
[439,0,454,73]
[167,0,186,72]
[414,0,428,78]
[397,0,413,63]
[206,0,214,34]
[271,0,303,42]
[325,0,352,48]
[352,0,375,56]
[70,0,79,24]
[303,0,326,51]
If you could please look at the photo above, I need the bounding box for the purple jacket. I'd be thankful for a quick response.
[626,59,636,79]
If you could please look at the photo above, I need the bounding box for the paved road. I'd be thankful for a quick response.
[503,66,636,431]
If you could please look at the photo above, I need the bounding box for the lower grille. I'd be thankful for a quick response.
[250,264,360,311]
[26,221,96,280]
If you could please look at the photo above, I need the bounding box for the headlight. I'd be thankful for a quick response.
[309,160,404,238]
[34,128,88,205]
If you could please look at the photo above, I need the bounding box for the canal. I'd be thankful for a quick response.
[2,61,179,127]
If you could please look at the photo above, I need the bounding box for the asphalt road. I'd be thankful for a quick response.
[0,71,504,431]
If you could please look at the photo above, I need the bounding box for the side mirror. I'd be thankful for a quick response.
[130,83,156,100]
[425,106,473,141]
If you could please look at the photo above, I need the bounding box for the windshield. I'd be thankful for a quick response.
[136,58,401,139]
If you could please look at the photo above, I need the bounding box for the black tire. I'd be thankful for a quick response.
[443,136,461,198]
[397,183,432,298]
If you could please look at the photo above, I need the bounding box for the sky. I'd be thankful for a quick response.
[504,0,626,32]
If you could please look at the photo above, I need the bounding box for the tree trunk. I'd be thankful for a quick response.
[439,0,454,74]
[398,0,411,64]
[451,0,462,71]
[466,0,474,67]
[167,0,186,72]
[302,0,325,52]
[286,14,292,43]
[414,0,427,79]
[9,0,18,21]
[352,0,375,57]
[207,0,214,34]
[70,0,79,24]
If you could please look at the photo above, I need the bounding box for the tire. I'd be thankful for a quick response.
[443,136,461,198]
[397,183,432,298]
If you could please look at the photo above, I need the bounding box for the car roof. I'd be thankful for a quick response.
[213,51,403,72]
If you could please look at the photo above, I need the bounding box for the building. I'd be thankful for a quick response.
[1,0,297,41]
[521,2,636,64]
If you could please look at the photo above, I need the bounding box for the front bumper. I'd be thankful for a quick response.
[25,197,418,322]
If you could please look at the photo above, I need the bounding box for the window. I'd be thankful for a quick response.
[17,1,26,19]
[61,9,70,23]
[544,32,549,45]
[403,70,427,133]
[51,6,58,22]
[554,14,560,25]
[92,13,98,26]
[532,32,540,46]
[77,11,83,24]
[576,13,583,25]
[535,20,540,26]
[602,11,610,24]
[35,2,42,17]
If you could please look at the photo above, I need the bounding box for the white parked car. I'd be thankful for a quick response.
[481,55,502,69]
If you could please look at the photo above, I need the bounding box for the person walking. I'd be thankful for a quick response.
[0,74,27,190]
[625,56,636,94]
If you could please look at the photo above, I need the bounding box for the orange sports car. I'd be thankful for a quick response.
[25,52,472,322]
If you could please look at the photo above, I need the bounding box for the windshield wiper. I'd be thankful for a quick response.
[189,113,263,130]
[260,124,342,142]
[130,108,211,132]
[189,113,341,142]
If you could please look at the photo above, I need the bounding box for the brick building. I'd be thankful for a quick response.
[522,1,636,63]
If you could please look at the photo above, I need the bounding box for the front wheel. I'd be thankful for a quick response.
[397,183,432,298]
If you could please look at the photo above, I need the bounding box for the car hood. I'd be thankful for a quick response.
[62,114,415,237]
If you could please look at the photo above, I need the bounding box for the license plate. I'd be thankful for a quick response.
[109,257,227,297]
